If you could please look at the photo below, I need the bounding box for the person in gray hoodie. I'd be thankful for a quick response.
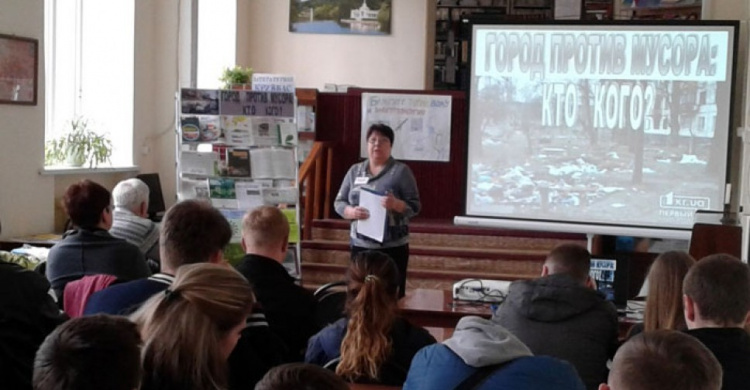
[493,243,619,390]
[403,316,585,389]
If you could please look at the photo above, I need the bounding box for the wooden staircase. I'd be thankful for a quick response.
[301,219,587,291]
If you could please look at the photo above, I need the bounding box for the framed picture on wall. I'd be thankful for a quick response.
[0,34,38,105]
[289,0,392,35]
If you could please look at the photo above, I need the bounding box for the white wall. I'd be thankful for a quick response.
[0,0,55,237]
[237,0,431,90]
[2,0,750,238]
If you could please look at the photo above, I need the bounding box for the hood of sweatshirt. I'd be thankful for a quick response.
[443,315,532,367]
[504,273,606,323]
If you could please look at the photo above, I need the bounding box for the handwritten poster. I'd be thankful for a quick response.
[361,93,452,162]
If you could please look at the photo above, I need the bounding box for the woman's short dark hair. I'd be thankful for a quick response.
[62,180,111,229]
[256,363,348,390]
[366,124,394,146]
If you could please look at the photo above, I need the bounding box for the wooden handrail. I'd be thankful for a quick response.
[298,141,335,240]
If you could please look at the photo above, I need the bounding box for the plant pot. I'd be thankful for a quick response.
[231,83,252,90]
[65,149,86,167]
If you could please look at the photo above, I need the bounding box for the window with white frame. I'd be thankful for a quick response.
[196,0,237,89]
[44,0,134,168]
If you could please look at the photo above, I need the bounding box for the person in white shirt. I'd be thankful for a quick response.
[110,178,159,261]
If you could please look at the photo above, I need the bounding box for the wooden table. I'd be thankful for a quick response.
[398,288,492,329]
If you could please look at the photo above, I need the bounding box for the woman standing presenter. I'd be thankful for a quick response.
[334,124,420,297]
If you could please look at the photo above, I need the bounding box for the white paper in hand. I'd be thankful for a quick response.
[356,188,387,243]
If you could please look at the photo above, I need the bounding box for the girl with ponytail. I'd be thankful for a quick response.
[131,263,255,390]
[305,251,435,385]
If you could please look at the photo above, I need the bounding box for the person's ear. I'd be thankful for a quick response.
[240,237,247,253]
[280,236,289,254]
[684,294,696,322]
[598,384,611,390]
[585,275,597,290]
[140,201,148,217]
[541,264,550,277]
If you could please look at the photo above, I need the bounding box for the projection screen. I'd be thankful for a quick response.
[461,22,739,238]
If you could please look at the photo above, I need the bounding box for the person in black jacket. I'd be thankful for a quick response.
[601,330,722,390]
[0,260,67,389]
[493,244,618,390]
[683,254,750,390]
[235,206,318,361]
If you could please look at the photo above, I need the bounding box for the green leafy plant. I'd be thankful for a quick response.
[219,65,254,89]
[45,117,113,168]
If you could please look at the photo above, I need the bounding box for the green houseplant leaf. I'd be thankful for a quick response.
[44,117,113,168]
[219,66,254,89]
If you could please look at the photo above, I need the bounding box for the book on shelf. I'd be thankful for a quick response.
[261,187,298,205]
[180,151,218,176]
[278,123,298,146]
[281,208,300,244]
[208,178,238,209]
[227,148,251,177]
[178,177,210,201]
[235,181,268,211]
[250,148,296,179]
[219,208,245,244]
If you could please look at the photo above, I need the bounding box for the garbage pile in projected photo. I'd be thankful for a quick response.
[465,24,738,231]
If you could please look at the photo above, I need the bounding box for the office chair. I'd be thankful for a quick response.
[314,280,347,329]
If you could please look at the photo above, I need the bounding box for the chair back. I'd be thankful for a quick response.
[314,280,347,329]
[63,274,119,317]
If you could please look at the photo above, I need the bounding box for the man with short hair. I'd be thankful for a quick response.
[599,330,722,390]
[683,253,750,390]
[493,243,618,390]
[33,315,142,390]
[109,178,159,259]
[235,205,318,361]
[84,199,285,388]
[84,199,230,315]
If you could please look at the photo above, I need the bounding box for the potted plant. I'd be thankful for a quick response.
[219,65,254,90]
[45,117,113,168]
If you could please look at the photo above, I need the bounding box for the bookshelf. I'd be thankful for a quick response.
[176,87,302,279]
[432,0,555,91]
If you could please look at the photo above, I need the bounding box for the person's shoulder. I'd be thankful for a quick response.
[85,278,167,315]
[0,260,50,294]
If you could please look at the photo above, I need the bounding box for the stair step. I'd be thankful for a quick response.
[310,220,586,251]
[301,262,533,291]
[302,239,550,261]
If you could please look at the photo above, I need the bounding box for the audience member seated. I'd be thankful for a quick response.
[403,315,585,389]
[32,315,142,390]
[131,263,255,390]
[110,178,160,263]
[683,254,750,390]
[306,251,436,386]
[89,199,284,389]
[0,259,67,389]
[627,251,695,338]
[46,180,150,300]
[235,205,318,361]
[255,363,349,390]
[599,330,722,390]
[493,244,618,390]
[84,199,231,315]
